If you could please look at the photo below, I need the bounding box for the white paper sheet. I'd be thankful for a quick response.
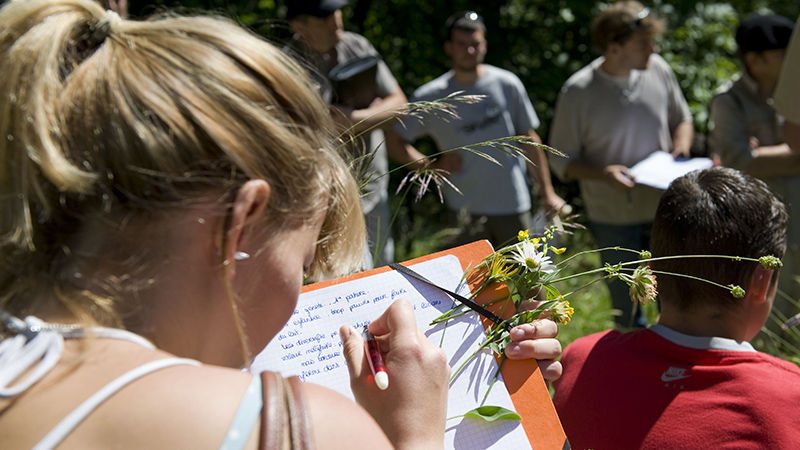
[629,151,714,190]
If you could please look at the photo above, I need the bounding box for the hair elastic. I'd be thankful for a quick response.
[87,10,120,47]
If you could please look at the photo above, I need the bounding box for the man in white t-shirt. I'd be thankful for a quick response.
[386,11,564,249]
[549,1,693,328]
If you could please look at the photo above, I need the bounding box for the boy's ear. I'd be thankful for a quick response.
[745,265,773,305]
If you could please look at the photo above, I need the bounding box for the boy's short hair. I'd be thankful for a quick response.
[651,167,788,311]
[591,1,665,53]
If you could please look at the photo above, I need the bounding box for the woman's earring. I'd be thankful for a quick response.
[234,251,250,261]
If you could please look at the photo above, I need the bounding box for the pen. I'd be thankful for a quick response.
[363,326,389,390]
[389,263,512,332]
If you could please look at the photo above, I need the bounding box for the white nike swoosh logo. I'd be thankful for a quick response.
[661,373,690,382]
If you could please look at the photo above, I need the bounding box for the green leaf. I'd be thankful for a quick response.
[462,406,522,422]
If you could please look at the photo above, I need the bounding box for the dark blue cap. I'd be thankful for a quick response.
[736,14,795,53]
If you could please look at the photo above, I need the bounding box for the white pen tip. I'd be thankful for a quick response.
[375,371,389,390]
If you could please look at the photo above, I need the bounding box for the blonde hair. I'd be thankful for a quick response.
[0,0,364,326]
[591,1,666,53]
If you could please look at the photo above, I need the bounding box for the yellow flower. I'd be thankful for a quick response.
[517,229,530,242]
[549,300,574,324]
[628,265,658,305]
[551,247,567,255]
[487,252,518,280]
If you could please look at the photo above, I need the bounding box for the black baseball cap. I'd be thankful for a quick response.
[286,0,349,21]
[736,14,795,53]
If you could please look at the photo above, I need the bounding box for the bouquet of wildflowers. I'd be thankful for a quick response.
[432,227,580,386]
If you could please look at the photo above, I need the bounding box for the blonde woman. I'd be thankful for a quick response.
[0,1,561,449]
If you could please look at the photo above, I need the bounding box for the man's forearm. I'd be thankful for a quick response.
[746,143,800,177]
[385,128,430,171]
[522,130,565,215]
[563,158,608,180]
[786,120,800,153]
[564,159,634,191]
[348,86,407,134]
[671,121,694,157]
[524,143,557,197]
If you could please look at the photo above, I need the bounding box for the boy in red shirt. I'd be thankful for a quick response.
[553,166,800,449]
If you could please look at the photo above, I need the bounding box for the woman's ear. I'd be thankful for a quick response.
[225,180,271,271]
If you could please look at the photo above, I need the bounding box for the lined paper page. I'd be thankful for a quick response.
[251,255,532,449]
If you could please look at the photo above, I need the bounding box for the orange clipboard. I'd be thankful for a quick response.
[302,240,567,450]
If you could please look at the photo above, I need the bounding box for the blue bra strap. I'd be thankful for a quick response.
[219,375,264,450]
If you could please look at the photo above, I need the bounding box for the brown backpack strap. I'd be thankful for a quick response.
[259,372,314,450]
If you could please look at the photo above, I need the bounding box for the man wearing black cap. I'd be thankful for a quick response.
[708,13,800,322]
[285,0,407,268]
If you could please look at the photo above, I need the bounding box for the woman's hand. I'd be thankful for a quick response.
[340,299,449,450]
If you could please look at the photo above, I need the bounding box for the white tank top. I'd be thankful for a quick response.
[0,315,203,450]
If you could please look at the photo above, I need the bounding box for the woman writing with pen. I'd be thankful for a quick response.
[0,1,561,449]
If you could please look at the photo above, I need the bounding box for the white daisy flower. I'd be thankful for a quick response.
[511,241,556,274]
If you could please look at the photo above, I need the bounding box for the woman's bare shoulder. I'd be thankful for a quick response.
[1,341,256,450]
[2,338,392,450]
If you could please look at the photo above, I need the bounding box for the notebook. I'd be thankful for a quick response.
[251,241,567,450]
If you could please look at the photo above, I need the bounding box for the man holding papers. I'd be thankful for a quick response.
[548,1,693,329]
